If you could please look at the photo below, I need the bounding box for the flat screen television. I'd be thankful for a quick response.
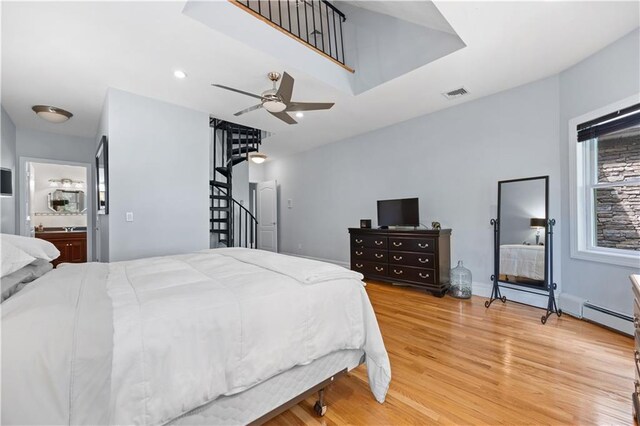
[0,168,12,196]
[377,198,419,227]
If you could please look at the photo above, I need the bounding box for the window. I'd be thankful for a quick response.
[570,97,640,267]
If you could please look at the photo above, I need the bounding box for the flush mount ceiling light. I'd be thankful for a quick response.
[295,112,304,118]
[250,153,267,164]
[32,105,73,123]
[174,70,187,79]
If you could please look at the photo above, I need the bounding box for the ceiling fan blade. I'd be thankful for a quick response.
[286,101,334,112]
[211,84,263,100]
[276,72,294,104]
[268,110,297,125]
[234,103,263,116]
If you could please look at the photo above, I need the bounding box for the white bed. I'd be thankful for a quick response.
[2,248,391,425]
[499,244,545,281]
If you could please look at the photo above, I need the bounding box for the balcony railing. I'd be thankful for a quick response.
[234,0,348,68]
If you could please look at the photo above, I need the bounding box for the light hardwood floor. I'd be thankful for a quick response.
[267,281,634,425]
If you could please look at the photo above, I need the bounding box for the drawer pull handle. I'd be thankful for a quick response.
[635,316,640,329]
[393,256,403,261]
[418,243,429,248]
[635,350,640,363]
[418,258,429,263]
[355,239,363,244]
[355,251,363,256]
[375,267,384,272]
[393,269,403,275]
[419,273,430,279]
[355,263,363,268]
[636,380,640,394]
[375,254,384,259]
[375,241,383,246]
[393,242,403,247]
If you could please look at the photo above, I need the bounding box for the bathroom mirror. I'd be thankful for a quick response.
[497,176,549,290]
[48,189,86,213]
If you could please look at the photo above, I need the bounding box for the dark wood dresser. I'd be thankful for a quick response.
[632,274,640,423]
[348,228,451,296]
[35,231,87,267]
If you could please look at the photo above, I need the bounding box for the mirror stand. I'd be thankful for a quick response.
[485,218,507,309]
[541,219,562,324]
[486,218,563,324]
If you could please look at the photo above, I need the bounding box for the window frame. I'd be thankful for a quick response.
[569,94,640,268]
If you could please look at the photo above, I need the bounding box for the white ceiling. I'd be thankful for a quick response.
[2,1,639,160]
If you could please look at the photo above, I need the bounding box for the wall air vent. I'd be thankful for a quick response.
[442,87,469,100]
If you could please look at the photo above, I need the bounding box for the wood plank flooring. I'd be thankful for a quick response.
[266,281,634,425]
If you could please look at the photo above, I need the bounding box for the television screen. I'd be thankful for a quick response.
[0,168,12,196]
[377,198,419,227]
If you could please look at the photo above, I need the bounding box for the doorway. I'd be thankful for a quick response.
[256,180,278,252]
[20,158,92,263]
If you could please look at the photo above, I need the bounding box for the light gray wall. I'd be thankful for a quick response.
[104,89,209,261]
[1,106,17,234]
[559,28,640,315]
[500,179,546,245]
[264,76,562,287]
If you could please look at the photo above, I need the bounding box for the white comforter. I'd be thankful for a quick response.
[2,248,391,425]
[500,244,545,281]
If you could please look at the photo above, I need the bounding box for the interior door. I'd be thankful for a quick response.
[257,180,278,252]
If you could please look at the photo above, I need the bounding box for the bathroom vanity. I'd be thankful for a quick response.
[35,229,87,267]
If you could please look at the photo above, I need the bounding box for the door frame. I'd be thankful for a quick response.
[19,156,94,262]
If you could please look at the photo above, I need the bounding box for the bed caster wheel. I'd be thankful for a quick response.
[314,401,327,417]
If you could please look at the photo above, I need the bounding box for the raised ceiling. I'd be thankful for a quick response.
[2,1,638,159]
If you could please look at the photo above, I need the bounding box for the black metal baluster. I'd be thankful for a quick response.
[257,0,261,16]
[303,0,309,42]
[296,0,301,39]
[287,0,292,32]
[268,0,272,21]
[332,10,338,62]
[318,1,324,52]
[278,0,282,28]
[311,0,317,47]
[245,213,248,248]
[339,17,345,64]
[325,2,331,58]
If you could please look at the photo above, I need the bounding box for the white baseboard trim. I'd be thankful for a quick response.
[280,252,350,269]
[582,303,633,336]
[558,293,585,318]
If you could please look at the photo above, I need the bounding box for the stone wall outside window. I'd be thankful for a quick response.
[596,132,640,251]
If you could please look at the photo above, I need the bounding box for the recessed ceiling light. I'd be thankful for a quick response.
[295,112,304,118]
[32,105,73,123]
[174,70,187,79]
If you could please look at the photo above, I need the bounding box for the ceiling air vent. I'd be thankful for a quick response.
[442,87,469,100]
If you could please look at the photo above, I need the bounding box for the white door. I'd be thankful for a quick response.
[257,180,278,252]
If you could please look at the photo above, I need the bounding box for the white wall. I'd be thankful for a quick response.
[104,89,209,261]
[559,28,640,315]
[1,106,17,234]
[264,75,562,300]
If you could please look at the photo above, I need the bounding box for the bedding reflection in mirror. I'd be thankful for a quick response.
[498,177,548,289]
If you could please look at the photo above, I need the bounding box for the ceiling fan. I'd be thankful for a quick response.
[212,71,334,125]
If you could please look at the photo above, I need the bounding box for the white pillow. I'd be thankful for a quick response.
[1,234,60,262]
[1,241,35,278]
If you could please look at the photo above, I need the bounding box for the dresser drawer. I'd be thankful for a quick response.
[388,251,435,268]
[388,265,436,285]
[351,234,387,249]
[351,248,387,262]
[388,237,435,253]
[351,261,387,277]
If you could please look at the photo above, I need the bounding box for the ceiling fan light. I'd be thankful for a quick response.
[262,100,286,113]
[32,105,73,123]
[250,153,267,164]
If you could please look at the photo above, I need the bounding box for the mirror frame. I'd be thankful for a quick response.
[96,135,109,215]
[497,175,549,290]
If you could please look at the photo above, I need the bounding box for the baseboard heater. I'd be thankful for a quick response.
[582,302,633,336]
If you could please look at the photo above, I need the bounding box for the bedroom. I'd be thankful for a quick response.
[1,0,639,424]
